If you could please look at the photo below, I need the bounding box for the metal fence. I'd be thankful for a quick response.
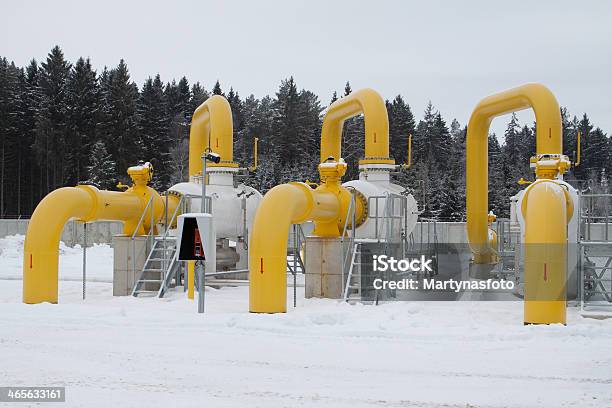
[0,218,122,247]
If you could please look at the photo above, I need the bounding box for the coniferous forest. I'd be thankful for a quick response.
[1,46,610,220]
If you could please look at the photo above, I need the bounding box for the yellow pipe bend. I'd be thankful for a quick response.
[249,182,340,313]
[188,95,237,179]
[22,184,175,304]
[320,88,394,165]
[521,180,569,324]
[466,83,562,263]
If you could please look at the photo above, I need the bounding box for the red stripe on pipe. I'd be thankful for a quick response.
[260,258,264,274]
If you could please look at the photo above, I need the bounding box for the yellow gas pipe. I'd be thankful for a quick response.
[188,95,238,180]
[522,180,572,324]
[466,83,572,324]
[23,164,179,304]
[249,88,391,313]
[320,88,394,166]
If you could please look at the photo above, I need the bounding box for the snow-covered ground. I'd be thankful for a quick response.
[1,235,611,408]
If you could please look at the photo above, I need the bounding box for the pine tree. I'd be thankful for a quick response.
[330,91,338,104]
[339,81,362,179]
[272,77,301,165]
[344,81,352,96]
[413,102,437,163]
[99,59,141,179]
[34,46,72,192]
[226,87,244,163]
[503,113,521,164]
[501,113,525,201]
[584,127,607,176]
[212,80,223,96]
[387,95,415,165]
[86,140,116,189]
[66,57,100,185]
[23,59,42,212]
[488,133,507,217]
[296,89,323,181]
[0,58,24,215]
[139,74,169,189]
[189,82,209,118]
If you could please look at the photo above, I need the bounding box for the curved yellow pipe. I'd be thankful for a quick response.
[249,182,340,313]
[522,180,569,324]
[188,95,237,178]
[320,88,394,165]
[22,183,177,304]
[466,83,562,263]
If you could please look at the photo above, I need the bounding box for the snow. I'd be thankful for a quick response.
[1,234,611,408]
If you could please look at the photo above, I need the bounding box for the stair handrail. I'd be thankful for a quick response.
[159,194,185,269]
[131,196,154,280]
[341,188,357,295]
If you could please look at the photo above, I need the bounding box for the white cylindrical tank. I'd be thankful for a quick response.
[343,164,418,240]
[169,168,262,240]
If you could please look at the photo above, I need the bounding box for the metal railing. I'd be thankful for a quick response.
[130,197,155,277]
[578,193,612,310]
[157,194,186,292]
[341,189,358,296]
[368,194,408,243]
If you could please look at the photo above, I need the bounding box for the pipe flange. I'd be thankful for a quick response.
[206,165,240,174]
[352,189,368,229]
[165,189,182,198]
[358,163,396,172]
[359,157,395,166]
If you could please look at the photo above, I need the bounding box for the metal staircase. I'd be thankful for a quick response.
[342,241,363,302]
[132,236,178,297]
[130,193,186,298]
[286,224,306,275]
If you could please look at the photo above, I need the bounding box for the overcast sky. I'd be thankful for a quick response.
[3,0,611,140]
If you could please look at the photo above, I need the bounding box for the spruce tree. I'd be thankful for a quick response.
[387,95,415,165]
[226,87,244,163]
[23,59,42,212]
[340,81,362,180]
[139,74,169,189]
[99,59,141,179]
[35,46,72,192]
[0,58,24,215]
[189,82,209,118]
[212,80,223,96]
[86,140,116,189]
[330,91,338,104]
[66,57,100,185]
[344,81,352,96]
[272,77,301,165]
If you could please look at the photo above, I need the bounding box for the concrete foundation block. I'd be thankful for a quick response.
[305,236,343,299]
[112,235,150,296]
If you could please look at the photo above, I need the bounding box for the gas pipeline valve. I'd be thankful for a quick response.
[529,154,571,179]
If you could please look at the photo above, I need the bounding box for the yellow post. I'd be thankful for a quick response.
[575,131,581,166]
[522,180,569,324]
[248,137,259,172]
[187,261,195,300]
[407,134,412,168]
